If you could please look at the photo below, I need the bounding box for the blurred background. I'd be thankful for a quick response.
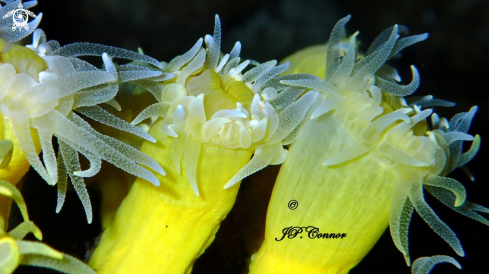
[11,0,489,273]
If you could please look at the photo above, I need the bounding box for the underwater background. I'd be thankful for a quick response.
[10,0,489,273]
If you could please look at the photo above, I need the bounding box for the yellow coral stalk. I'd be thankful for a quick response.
[89,121,253,273]
[89,15,317,273]
[250,15,482,274]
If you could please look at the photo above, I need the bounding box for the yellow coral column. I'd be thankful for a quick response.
[89,119,253,273]
[249,106,399,274]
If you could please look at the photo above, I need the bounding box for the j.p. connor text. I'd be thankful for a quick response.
[275,226,347,241]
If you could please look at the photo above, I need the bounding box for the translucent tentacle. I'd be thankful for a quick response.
[55,151,68,213]
[409,183,464,257]
[76,105,156,142]
[442,131,474,145]
[229,41,241,59]
[53,42,162,68]
[424,176,466,207]
[177,49,206,85]
[37,128,57,185]
[131,103,168,125]
[267,91,318,144]
[458,134,480,167]
[0,139,13,168]
[7,221,42,241]
[0,179,30,221]
[330,31,359,85]
[68,112,165,177]
[73,85,119,109]
[252,62,289,92]
[347,25,398,91]
[24,71,117,106]
[376,66,420,96]
[325,15,351,81]
[322,143,371,166]
[184,137,202,196]
[11,116,52,184]
[224,144,283,189]
[242,60,277,84]
[20,253,96,274]
[280,79,337,96]
[119,69,163,83]
[390,33,429,57]
[205,15,222,70]
[73,150,102,178]
[425,186,489,226]
[310,99,342,120]
[389,183,414,266]
[167,38,203,72]
[59,140,93,223]
[411,255,461,274]
[16,241,62,259]
[270,87,307,112]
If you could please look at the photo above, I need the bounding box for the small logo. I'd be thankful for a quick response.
[288,200,298,210]
[2,3,37,31]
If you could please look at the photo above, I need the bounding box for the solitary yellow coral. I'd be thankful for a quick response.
[0,18,171,224]
[250,15,483,274]
[89,15,318,273]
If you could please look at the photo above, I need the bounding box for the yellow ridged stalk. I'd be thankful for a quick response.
[89,119,253,273]
[249,101,400,273]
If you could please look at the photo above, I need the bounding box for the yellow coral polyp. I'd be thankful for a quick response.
[90,15,319,273]
[0,24,171,223]
[250,15,481,273]
[130,15,316,195]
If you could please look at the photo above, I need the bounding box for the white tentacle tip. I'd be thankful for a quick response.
[204,34,213,45]
[150,178,160,187]
[156,166,166,177]
[322,159,334,167]
[191,185,200,196]
[223,179,237,189]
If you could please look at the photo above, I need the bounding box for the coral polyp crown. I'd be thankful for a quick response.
[133,15,318,195]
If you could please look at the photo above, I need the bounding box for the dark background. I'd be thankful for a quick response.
[10,0,489,273]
